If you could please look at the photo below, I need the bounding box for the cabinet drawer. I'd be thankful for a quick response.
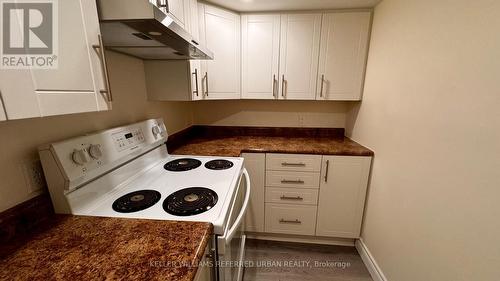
[265,187,319,205]
[266,171,320,188]
[265,203,317,235]
[266,154,322,172]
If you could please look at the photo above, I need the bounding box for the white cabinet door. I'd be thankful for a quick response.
[145,60,202,101]
[187,0,200,41]
[167,0,189,29]
[0,0,109,120]
[33,0,108,116]
[242,153,265,233]
[0,69,39,119]
[81,0,111,112]
[241,14,280,99]
[278,14,321,100]
[199,3,240,99]
[316,156,372,238]
[317,12,371,101]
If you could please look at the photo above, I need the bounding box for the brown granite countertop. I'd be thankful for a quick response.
[0,215,212,281]
[171,135,373,157]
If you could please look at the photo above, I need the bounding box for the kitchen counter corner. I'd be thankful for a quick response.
[0,215,212,281]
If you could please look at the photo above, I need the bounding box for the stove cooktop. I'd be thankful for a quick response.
[68,154,244,235]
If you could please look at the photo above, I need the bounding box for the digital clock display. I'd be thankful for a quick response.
[125,133,133,139]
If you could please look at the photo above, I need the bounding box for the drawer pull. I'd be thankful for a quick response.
[281,179,305,184]
[279,219,302,224]
[280,196,304,201]
[324,160,330,182]
[281,162,306,167]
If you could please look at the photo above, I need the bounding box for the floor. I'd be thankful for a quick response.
[243,239,373,281]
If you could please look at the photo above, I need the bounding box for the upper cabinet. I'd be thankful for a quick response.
[0,0,111,121]
[198,3,241,99]
[316,12,372,100]
[144,1,242,101]
[145,6,372,102]
[278,14,322,100]
[241,14,280,99]
[145,60,203,101]
[240,11,370,101]
[144,0,203,101]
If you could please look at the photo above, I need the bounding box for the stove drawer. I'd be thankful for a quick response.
[266,171,320,188]
[266,154,322,172]
[265,203,317,236]
[265,187,319,205]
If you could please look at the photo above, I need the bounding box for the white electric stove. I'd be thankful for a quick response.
[39,119,250,281]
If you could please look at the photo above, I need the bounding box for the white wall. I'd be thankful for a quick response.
[0,52,193,212]
[193,100,350,127]
[346,0,500,280]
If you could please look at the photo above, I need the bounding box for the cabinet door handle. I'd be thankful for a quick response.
[192,68,199,97]
[281,179,305,184]
[272,74,277,98]
[156,0,168,8]
[319,74,325,98]
[324,159,330,182]
[279,219,301,224]
[281,162,306,167]
[204,72,209,96]
[280,196,304,201]
[92,35,112,102]
[281,75,286,98]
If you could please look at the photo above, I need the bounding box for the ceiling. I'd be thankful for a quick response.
[203,0,382,12]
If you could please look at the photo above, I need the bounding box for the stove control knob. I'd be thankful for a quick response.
[72,149,90,165]
[152,125,161,136]
[88,144,103,160]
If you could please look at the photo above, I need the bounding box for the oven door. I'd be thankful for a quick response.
[217,169,251,281]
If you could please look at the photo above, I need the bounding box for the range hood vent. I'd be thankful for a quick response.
[97,0,213,60]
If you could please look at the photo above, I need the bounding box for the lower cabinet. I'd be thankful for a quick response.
[193,245,213,281]
[316,156,372,238]
[242,153,266,232]
[243,153,372,240]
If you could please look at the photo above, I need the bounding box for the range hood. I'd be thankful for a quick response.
[97,0,213,60]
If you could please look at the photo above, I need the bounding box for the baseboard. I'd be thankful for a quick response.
[355,239,388,281]
[247,232,355,247]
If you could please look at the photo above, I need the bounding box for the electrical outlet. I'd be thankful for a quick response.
[22,159,47,194]
[298,114,305,126]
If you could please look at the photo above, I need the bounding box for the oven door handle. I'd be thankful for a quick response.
[222,168,251,243]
